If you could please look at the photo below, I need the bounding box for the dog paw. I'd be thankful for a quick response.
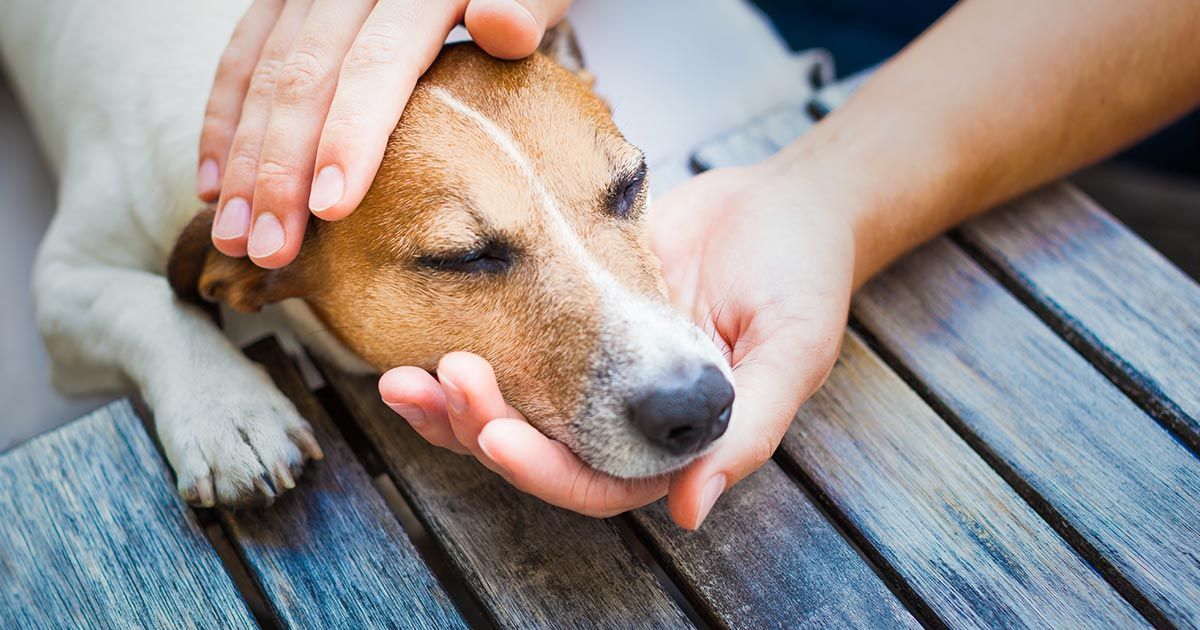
[157,377,324,508]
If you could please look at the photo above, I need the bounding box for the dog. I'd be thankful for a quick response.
[1,1,738,507]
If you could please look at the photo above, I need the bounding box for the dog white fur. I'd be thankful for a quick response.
[0,0,815,503]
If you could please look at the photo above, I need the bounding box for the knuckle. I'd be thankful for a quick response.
[254,158,302,195]
[345,28,403,69]
[247,58,284,101]
[319,109,365,141]
[275,46,326,105]
[226,146,262,174]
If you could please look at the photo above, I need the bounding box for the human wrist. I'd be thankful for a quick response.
[762,106,974,288]
[755,135,891,289]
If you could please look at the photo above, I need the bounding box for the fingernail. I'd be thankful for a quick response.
[506,0,536,26]
[695,474,727,529]
[384,402,426,427]
[247,212,286,258]
[197,158,219,196]
[309,165,344,213]
[213,197,251,240]
[477,429,498,461]
[440,375,468,415]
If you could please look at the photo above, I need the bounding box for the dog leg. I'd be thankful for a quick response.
[34,236,321,508]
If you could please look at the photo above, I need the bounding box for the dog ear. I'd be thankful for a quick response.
[167,207,306,313]
[538,20,594,87]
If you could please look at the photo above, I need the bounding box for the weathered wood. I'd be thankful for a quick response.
[780,333,1145,628]
[689,95,1150,627]
[220,338,465,629]
[959,183,1200,452]
[854,238,1200,627]
[632,462,919,629]
[319,362,691,629]
[0,400,256,628]
[690,103,813,171]
[688,69,871,174]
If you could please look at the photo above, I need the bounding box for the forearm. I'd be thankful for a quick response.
[769,0,1200,287]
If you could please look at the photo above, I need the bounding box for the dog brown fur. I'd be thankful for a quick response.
[169,42,665,445]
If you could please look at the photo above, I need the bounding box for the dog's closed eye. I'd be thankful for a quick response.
[417,239,515,275]
[607,160,648,219]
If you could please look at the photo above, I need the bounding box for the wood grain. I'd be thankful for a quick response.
[690,98,1149,627]
[781,332,1145,628]
[959,184,1200,452]
[854,238,1200,626]
[319,362,691,629]
[220,338,465,629]
[0,400,256,628]
[690,103,813,171]
[632,462,919,629]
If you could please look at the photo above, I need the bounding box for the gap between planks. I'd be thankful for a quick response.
[949,229,1200,460]
[623,458,941,630]
[847,318,1171,628]
[136,356,485,628]
[307,380,493,628]
[610,516,716,629]
[309,353,703,628]
[767,452,943,630]
[129,397,280,629]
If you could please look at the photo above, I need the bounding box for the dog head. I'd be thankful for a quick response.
[170,28,733,479]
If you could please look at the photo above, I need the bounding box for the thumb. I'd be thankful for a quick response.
[465,0,573,60]
[667,339,835,530]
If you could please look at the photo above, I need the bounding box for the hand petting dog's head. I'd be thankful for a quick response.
[170,29,734,479]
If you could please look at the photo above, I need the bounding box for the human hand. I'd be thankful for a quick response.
[378,353,670,517]
[198,0,571,268]
[649,162,855,528]
[378,159,857,529]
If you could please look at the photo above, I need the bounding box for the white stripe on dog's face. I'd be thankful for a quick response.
[425,85,732,477]
[428,86,609,283]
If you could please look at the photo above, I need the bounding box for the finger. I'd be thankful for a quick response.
[198,0,284,202]
[667,347,826,530]
[435,352,513,456]
[479,419,667,517]
[437,352,667,516]
[212,0,313,257]
[379,367,469,454]
[245,0,376,269]
[306,0,464,221]
[465,0,573,60]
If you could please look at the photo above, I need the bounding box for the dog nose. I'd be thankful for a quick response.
[629,363,735,455]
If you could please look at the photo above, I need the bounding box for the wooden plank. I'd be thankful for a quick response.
[220,338,465,629]
[689,98,1147,627]
[959,183,1200,452]
[854,238,1200,627]
[319,363,691,629]
[780,333,1146,628]
[0,400,256,628]
[631,462,920,629]
[690,103,813,171]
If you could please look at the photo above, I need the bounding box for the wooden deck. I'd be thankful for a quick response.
[3,106,1200,629]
